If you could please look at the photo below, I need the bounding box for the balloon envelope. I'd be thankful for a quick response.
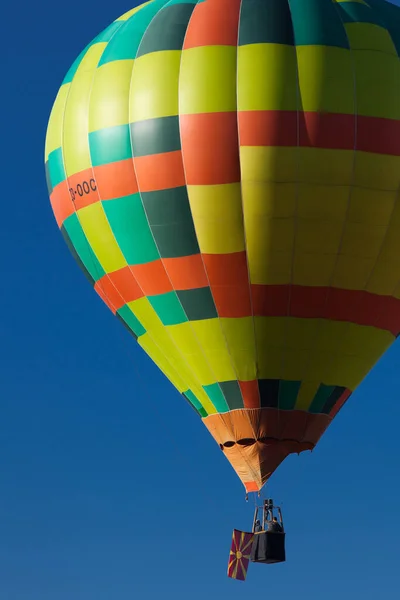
[45,0,400,492]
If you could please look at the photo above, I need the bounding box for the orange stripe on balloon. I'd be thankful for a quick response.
[131,259,173,296]
[239,380,261,409]
[134,151,186,192]
[94,159,138,200]
[50,182,74,227]
[180,112,241,185]
[239,111,400,155]
[68,168,99,210]
[330,389,352,419]
[183,0,242,48]
[163,254,208,290]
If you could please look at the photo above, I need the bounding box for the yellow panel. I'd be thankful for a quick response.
[130,51,181,121]
[296,46,354,114]
[242,182,296,220]
[188,184,245,254]
[345,23,397,55]
[237,43,298,111]
[240,147,298,183]
[347,188,396,227]
[293,253,337,287]
[138,332,187,393]
[89,60,134,131]
[285,318,321,350]
[353,50,400,119]
[128,297,162,332]
[377,224,400,263]
[332,255,376,289]
[190,318,227,350]
[251,251,293,286]
[340,222,387,259]
[366,260,400,296]
[295,381,320,411]
[282,348,311,381]
[167,322,216,386]
[297,148,354,186]
[297,184,349,222]
[256,345,284,380]
[335,0,367,4]
[116,1,152,20]
[245,216,294,285]
[63,43,106,177]
[45,84,69,159]
[179,46,237,114]
[341,323,393,357]
[219,318,257,381]
[295,219,343,255]
[189,319,237,381]
[77,203,126,272]
[353,152,400,192]
[313,320,346,354]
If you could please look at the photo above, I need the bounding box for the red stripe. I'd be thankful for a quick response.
[252,284,400,335]
[239,111,400,155]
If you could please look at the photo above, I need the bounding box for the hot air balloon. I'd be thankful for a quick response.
[45,0,400,560]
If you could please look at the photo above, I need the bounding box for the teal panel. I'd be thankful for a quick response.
[47,148,65,188]
[279,380,301,410]
[148,291,188,325]
[89,124,132,166]
[102,194,160,265]
[239,0,295,46]
[117,304,146,338]
[288,0,349,48]
[98,0,172,65]
[309,383,335,414]
[203,383,230,413]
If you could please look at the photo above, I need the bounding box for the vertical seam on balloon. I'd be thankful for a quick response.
[127,0,222,416]
[235,0,261,415]
[176,0,265,491]
[233,0,269,476]
[60,11,200,416]
[282,0,301,441]
[295,0,359,432]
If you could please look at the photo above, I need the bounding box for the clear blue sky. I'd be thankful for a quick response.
[2,1,400,598]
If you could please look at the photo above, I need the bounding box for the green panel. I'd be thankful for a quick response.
[278,380,301,410]
[220,381,244,410]
[151,222,199,258]
[47,148,65,188]
[203,383,230,413]
[309,383,335,414]
[103,194,159,265]
[148,291,188,325]
[62,43,92,84]
[45,161,53,195]
[176,288,217,321]
[136,3,195,57]
[89,125,132,166]
[117,304,146,338]
[238,0,295,46]
[131,116,181,157]
[336,2,385,26]
[321,386,346,414]
[288,0,349,48]
[366,0,400,54]
[63,214,106,281]
[95,20,124,43]
[141,187,192,225]
[183,389,206,416]
[98,0,172,65]
[142,187,200,258]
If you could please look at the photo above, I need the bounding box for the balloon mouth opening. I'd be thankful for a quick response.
[220,437,314,452]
